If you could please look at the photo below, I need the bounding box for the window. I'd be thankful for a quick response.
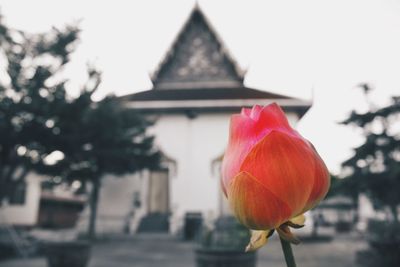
[8,181,27,205]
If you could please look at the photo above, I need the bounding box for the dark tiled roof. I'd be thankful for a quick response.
[119,87,292,102]
[118,87,312,117]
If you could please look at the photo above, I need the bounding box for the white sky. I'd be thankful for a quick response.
[1,0,400,174]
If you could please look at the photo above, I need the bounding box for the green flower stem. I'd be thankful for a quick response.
[279,236,297,267]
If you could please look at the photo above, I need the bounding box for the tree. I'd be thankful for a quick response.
[341,84,400,222]
[46,82,160,240]
[0,12,80,203]
[0,12,160,241]
[343,85,400,267]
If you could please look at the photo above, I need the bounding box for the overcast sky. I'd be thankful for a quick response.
[1,0,400,174]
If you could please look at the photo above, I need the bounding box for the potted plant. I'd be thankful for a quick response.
[44,239,91,267]
[35,179,91,267]
[195,216,256,267]
[357,219,400,267]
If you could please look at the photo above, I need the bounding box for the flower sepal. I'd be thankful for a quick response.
[245,229,274,252]
[286,214,306,229]
[245,214,306,251]
[277,224,301,245]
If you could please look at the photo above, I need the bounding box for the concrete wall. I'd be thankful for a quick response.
[0,173,42,227]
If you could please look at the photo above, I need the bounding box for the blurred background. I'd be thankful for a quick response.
[0,1,399,267]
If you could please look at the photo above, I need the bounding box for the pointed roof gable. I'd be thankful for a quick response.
[119,5,312,119]
[151,5,245,89]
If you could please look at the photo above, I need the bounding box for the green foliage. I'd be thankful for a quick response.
[0,13,80,201]
[342,85,400,267]
[326,175,360,206]
[356,220,400,267]
[0,12,159,208]
[199,216,250,251]
[41,82,160,182]
[341,85,400,220]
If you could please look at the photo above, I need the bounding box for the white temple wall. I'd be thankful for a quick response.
[151,111,299,232]
[77,173,146,235]
[84,110,300,234]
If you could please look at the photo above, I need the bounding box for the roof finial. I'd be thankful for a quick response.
[194,0,200,10]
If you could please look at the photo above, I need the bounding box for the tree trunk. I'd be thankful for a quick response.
[0,166,12,204]
[0,175,6,206]
[352,194,359,224]
[311,211,319,237]
[88,176,100,241]
[312,220,318,237]
[390,205,398,223]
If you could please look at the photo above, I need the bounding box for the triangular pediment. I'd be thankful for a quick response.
[152,6,245,89]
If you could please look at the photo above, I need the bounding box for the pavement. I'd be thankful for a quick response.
[0,232,367,267]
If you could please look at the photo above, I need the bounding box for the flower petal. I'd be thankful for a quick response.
[249,105,263,120]
[255,103,295,135]
[222,103,298,196]
[228,171,292,230]
[303,143,331,211]
[245,229,274,252]
[221,114,257,195]
[240,130,316,217]
[241,107,252,117]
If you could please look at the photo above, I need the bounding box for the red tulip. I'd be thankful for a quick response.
[221,103,330,251]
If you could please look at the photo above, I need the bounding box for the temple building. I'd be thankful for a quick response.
[87,5,311,235]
